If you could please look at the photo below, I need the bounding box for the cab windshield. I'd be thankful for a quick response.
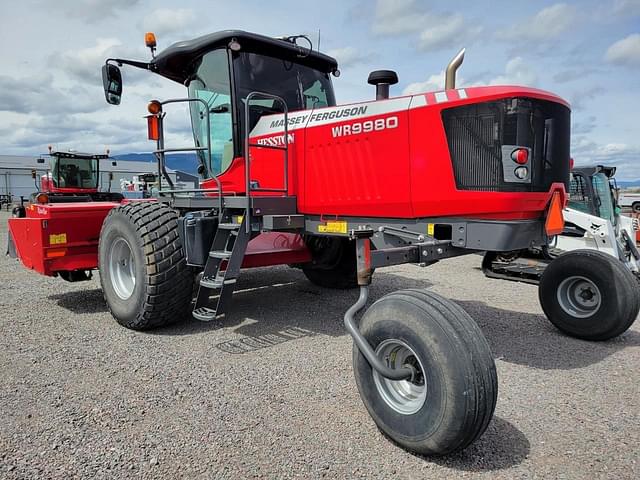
[51,157,98,189]
[187,48,335,177]
[592,173,616,224]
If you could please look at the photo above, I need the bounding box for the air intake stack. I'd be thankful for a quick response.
[368,70,399,100]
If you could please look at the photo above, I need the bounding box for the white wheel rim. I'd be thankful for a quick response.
[109,237,136,300]
[557,275,601,319]
[372,339,427,415]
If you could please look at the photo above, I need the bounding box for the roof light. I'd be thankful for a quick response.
[145,32,157,49]
[511,148,529,165]
[228,39,241,52]
[35,193,49,204]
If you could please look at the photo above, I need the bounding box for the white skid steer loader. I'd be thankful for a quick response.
[483,165,640,340]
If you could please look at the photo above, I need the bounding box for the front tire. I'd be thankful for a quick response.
[632,202,640,214]
[98,202,194,330]
[539,250,640,340]
[353,289,497,455]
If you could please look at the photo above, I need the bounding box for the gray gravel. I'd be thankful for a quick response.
[1,209,639,479]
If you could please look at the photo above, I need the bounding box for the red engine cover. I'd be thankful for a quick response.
[203,85,569,221]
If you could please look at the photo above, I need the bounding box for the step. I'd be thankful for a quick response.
[218,222,241,230]
[209,251,232,259]
[192,306,217,321]
[200,276,237,289]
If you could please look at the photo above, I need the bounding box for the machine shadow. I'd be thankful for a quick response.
[153,267,434,338]
[458,300,640,370]
[47,268,640,372]
[427,416,530,471]
[48,288,109,314]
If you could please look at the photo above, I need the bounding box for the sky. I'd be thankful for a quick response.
[1,0,639,178]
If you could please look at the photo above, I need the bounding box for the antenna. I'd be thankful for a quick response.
[317,29,321,51]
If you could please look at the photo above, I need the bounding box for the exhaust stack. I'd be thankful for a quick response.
[445,48,465,90]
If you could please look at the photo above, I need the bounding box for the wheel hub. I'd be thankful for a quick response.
[109,237,136,300]
[557,276,601,319]
[372,339,427,415]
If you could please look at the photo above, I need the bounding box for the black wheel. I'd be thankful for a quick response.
[633,202,640,214]
[539,249,640,341]
[302,237,360,289]
[353,289,497,455]
[98,202,194,330]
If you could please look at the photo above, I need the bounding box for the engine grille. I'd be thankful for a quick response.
[442,97,570,192]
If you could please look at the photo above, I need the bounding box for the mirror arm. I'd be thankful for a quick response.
[106,58,153,71]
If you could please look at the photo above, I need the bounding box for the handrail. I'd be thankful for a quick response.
[155,97,223,220]
[243,92,289,233]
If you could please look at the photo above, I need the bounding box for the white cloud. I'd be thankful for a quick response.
[568,86,605,111]
[573,116,597,135]
[142,8,196,37]
[402,72,446,95]
[605,34,640,67]
[418,15,482,52]
[0,74,103,115]
[372,0,480,52]
[571,138,640,179]
[325,47,375,68]
[488,57,538,86]
[499,3,576,42]
[47,0,141,23]
[50,38,122,82]
[402,56,536,94]
[372,0,428,35]
[613,0,640,17]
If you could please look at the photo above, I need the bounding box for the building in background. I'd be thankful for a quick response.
[0,155,198,202]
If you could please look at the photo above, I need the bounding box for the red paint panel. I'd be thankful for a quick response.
[8,201,120,276]
[302,112,412,217]
[242,232,311,268]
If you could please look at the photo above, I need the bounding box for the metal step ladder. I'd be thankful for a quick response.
[192,208,251,321]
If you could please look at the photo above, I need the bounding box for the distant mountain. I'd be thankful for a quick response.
[113,153,200,175]
[617,180,640,188]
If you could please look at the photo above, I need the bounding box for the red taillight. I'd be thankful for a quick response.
[569,157,574,170]
[511,148,529,165]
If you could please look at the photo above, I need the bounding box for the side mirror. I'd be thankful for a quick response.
[36,157,45,164]
[108,172,114,181]
[102,63,123,105]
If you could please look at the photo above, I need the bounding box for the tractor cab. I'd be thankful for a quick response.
[568,165,622,229]
[20,149,124,208]
[103,31,338,187]
[40,149,105,194]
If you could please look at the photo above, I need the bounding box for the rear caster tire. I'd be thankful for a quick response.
[539,250,640,341]
[352,289,497,455]
[98,202,194,330]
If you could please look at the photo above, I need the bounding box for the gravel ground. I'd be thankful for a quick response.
[1,209,639,479]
